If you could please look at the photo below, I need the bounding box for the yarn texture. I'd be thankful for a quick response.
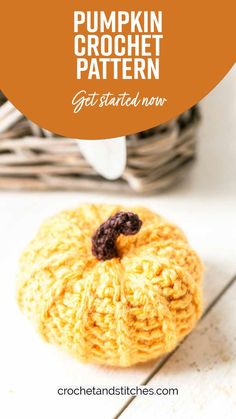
[18,204,203,367]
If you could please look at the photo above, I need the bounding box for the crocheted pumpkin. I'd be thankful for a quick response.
[17,204,203,367]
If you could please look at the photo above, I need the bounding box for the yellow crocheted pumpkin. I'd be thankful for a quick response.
[18,204,203,367]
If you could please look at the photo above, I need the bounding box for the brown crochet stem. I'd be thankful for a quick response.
[92,211,142,261]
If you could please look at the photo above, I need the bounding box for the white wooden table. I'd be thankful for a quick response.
[0,66,235,419]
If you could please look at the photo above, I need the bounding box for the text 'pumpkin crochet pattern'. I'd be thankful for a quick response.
[17,204,203,367]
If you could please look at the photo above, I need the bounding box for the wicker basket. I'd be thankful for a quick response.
[0,92,200,193]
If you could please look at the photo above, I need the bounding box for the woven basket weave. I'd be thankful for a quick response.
[0,92,200,193]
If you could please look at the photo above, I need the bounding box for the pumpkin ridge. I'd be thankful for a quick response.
[112,262,134,367]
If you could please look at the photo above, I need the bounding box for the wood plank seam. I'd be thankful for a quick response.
[114,273,236,419]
